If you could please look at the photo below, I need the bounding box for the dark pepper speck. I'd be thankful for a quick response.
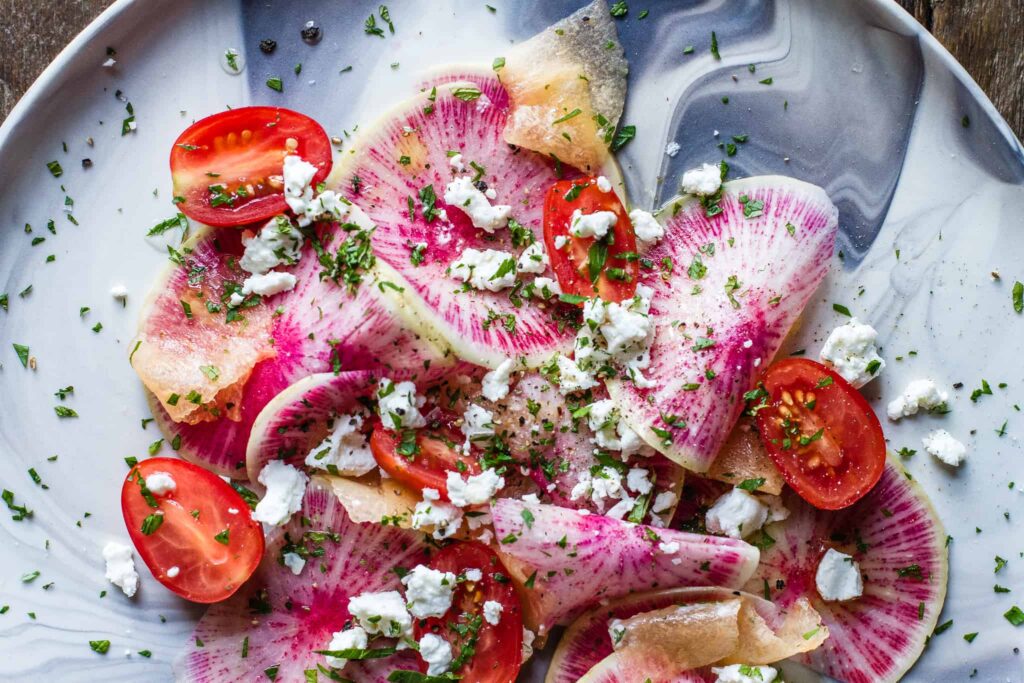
[301,21,322,44]
[259,38,277,54]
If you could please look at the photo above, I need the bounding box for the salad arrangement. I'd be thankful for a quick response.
[82,1,960,681]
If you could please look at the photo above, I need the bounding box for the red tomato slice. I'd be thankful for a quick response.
[120,457,264,603]
[369,420,480,498]
[543,177,639,303]
[754,358,886,510]
[170,106,332,227]
[412,542,523,683]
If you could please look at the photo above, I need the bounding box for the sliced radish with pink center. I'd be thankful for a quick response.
[173,478,428,682]
[491,498,759,635]
[743,456,948,683]
[133,206,450,477]
[608,177,838,473]
[332,69,593,369]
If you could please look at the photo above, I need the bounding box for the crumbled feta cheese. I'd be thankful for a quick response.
[681,163,722,196]
[444,176,512,232]
[815,548,863,601]
[411,488,463,540]
[305,413,375,476]
[532,276,562,299]
[629,209,664,245]
[402,565,457,618]
[600,302,652,356]
[323,627,368,668]
[282,552,306,575]
[517,241,548,274]
[144,471,176,495]
[378,379,427,431]
[705,488,769,539]
[664,141,681,157]
[923,429,967,466]
[449,153,466,173]
[304,189,350,223]
[521,628,536,662]
[819,318,885,387]
[553,235,569,249]
[418,633,453,676]
[555,354,598,394]
[102,542,139,597]
[460,403,495,452]
[712,664,778,683]
[102,57,117,68]
[482,599,504,625]
[887,379,948,421]
[447,468,505,507]
[240,215,302,275]
[252,461,308,526]
[574,287,656,389]
[658,541,680,554]
[348,591,412,636]
[450,248,518,291]
[586,399,644,456]
[110,284,128,301]
[651,490,678,514]
[241,270,298,298]
[570,466,627,512]
[569,209,617,239]
[626,468,653,496]
[481,358,515,402]
[596,175,613,192]
[462,569,483,583]
[167,566,180,578]
[283,155,318,225]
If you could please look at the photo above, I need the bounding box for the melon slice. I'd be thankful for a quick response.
[491,498,759,635]
[133,205,450,477]
[173,478,428,682]
[549,587,824,683]
[607,177,839,473]
[332,71,593,369]
[707,419,784,495]
[501,0,628,173]
[743,456,948,683]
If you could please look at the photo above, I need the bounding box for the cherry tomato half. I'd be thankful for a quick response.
[543,177,639,303]
[369,420,480,499]
[413,542,524,683]
[170,106,332,227]
[754,358,886,510]
[121,457,264,603]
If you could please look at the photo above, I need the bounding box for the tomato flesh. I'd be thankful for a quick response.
[170,106,332,227]
[120,457,264,603]
[754,358,886,510]
[543,177,639,303]
[412,542,523,683]
[369,420,480,498]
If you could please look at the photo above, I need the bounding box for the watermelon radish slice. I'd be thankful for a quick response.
[173,477,428,682]
[549,587,825,683]
[133,205,451,477]
[607,177,838,473]
[332,70,606,369]
[490,498,759,635]
[742,456,948,683]
[706,419,784,495]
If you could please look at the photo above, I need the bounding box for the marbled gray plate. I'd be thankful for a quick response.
[1,0,1022,680]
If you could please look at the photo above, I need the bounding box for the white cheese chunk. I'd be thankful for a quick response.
[444,176,511,232]
[450,248,518,292]
[102,542,139,597]
[418,633,453,676]
[483,600,504,625]
[712,664,778,683]
[819,318,885,387]
[402,565,457,618]
[460,403,495,452]
[923,429,967,466]
[282,552,306,575]
[144,471,176,495]
[595,175,613,192]
[569,209,617,239]
[532,276,562,299]
[348,591,412,636]
[815,548,863,601]
[681,163,722,196]
[240,215,302,275]
[517,241,548,274]
[241,270,298,298]
[555,354,598,394]
[283,155,318,225]
[446,468,505,507]
[887,379,948,421]
[323,627,368,668]
[305,413,375,476]
[411,488,463,540]
[378,379,427,431]
[629,209,664,245]
[664,141,681,157]
[705,488,769,539]
[481,358,515,402]
[252,460,308,526]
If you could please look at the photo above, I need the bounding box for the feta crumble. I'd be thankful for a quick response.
[323,627,368,668]
[418,633,453,676]
[628,209,664,245]
[348,591,412,636]
[305,413,376,476]
[664,141,681,157]
[110,284,128,301]
[555,354,599,394]
[144,471,176,495]
[283,154,318,225]
[705,488,768,539]
[923,429,967,466]
[569,209,617,239]
[483,600,504,625]
[595,175,613,192]
[447,468,505,507]
[240,215,302,275]
[681,163,723,196]
[166,566,180,578]
[553,235,569,250]
[252,460,308,526]
[282,552,306,575]
[450,248,518,291]
[449,153,467,173]
[572,285,656,389]
[481,358,515,402]
[460,403,496,452]
[411,488,463,540]
[815,548,863,602]
[378,379,427,431]
[651,490,678,514]
[626,468,653,496]
[819,318,885,387]
[712,664,778,683]
[586,399,644,456]
[609,618,627,648]
[241,270,298,299]
[102,542,139,597]
[517,241,548,274]
[444,176,511,232]
[402,565,457,618]
[532,277,562,299]
[887,379,949,421]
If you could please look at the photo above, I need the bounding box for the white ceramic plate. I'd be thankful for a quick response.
[1,1,1023,680]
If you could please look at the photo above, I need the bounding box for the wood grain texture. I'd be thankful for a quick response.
[0,0,1021,140]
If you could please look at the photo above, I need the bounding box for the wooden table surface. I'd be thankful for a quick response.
[0,0,1021,139]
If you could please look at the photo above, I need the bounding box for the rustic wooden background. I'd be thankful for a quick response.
[0,0,1021,138]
